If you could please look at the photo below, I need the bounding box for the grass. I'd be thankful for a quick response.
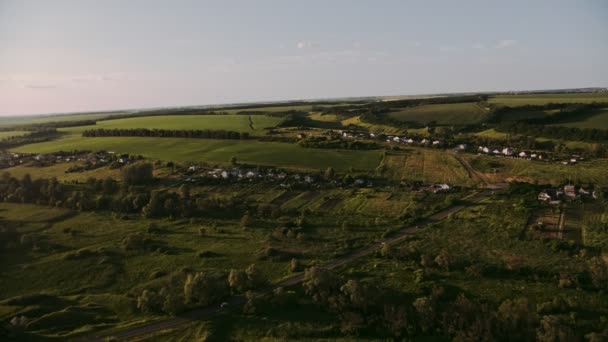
[463,154,608,186]
[0,130,29,139]
[0,112,129,128]
[548,108,608,129]
[489,93,608,106]
[381,149,475,186]
[11,135,382,171]
[388,102,489,125]
[90,114,283,135]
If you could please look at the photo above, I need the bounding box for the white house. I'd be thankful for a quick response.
[518,151,527,158]
[432,140,441,145]
[502,148,514,156]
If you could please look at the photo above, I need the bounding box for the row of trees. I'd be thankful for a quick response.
[298,137,380,150]
[82,128,250,140]
[0,129,60,149]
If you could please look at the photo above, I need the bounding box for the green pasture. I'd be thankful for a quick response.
[388,102,489,125]
[489,93,608,106]
[11,135,382,171]
[91,114,283,135]
[0,130,29,140]
[0,112,129,128]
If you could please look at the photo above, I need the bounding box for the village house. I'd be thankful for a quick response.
[502,147,514,156]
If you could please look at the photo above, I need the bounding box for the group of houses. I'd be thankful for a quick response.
[537,185,597,205]
[477,146,547,160]
[385,135,443,146]
[0,151,133,172]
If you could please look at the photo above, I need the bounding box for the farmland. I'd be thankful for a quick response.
[549,108,608,129]
[0,111,130,128]
[2,91,608,341]
[489,93,608,106]
[387,102,489,125]
[93,114,283,135]
[380,149,475,186]
[11,135,382,171]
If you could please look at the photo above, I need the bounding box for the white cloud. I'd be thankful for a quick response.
[496,39,517,48]
[296,41,314,49]
[472,43,485,50]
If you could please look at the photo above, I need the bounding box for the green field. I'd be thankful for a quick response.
[0,130,29,140]
[548,108,608,129]
[11,135,382,171]
[90,114,282,134]
[489,93,608,106]
[0,112,129,128]
[388,102,489,125]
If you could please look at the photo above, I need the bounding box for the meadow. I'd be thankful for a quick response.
[380,149,475,186]
[489,93,608,106]
[387,102,489,125]
[0,111,129,128]
[463,154,608,186]
[93,114,283,135]
[548,108,608,129]
[11,134,382,171]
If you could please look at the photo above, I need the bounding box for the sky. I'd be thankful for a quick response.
[0,0,607,116]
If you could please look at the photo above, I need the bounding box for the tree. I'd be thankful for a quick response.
[230,156,238,166]
[102,177,116,194]
[179,184,190,200]
[245,263,266,288]
[240,213,253,229]
[289,258,301,273]
[383,304,409,338]
[122,162,154,186]
[413,296,436,333]
[183,272,228,306]
[137,289,162,313]
[589,257,608,290]
[228,269,248,293]
[324,167,335,179]
[496,298,537,341]
[303,267,342,309]
[434,249,454,271]
[536,315,577,342]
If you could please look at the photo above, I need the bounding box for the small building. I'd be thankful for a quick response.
[502,148,514,156]
[564,185,577,199]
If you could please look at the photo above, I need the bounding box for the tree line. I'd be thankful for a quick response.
[82,128,250,140]
[0,129,61,149]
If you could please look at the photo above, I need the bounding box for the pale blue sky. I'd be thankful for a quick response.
[0,0,606,115]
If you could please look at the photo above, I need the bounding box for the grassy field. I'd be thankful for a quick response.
[489,93,608,106]
[381,149,475,186]
[11,135,382,171]
[0,112,129,128]
[0,130,29,140]
[91,115,283,135]
[463,154,608,186]
[548,108,608,129]
[388,102,489,125]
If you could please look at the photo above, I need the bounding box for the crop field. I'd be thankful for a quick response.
[489,93,608,106]
[11,135,382,171]
[388,102,489,125]
[549,108,608,129]
[381,149,475,186]
[92,114,283,134]
[0,111,129,128]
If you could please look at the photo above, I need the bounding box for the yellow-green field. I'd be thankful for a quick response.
[388,102,489,125]
[549,108,608,129]
[0,112,129,128]
[11,135,382,171]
